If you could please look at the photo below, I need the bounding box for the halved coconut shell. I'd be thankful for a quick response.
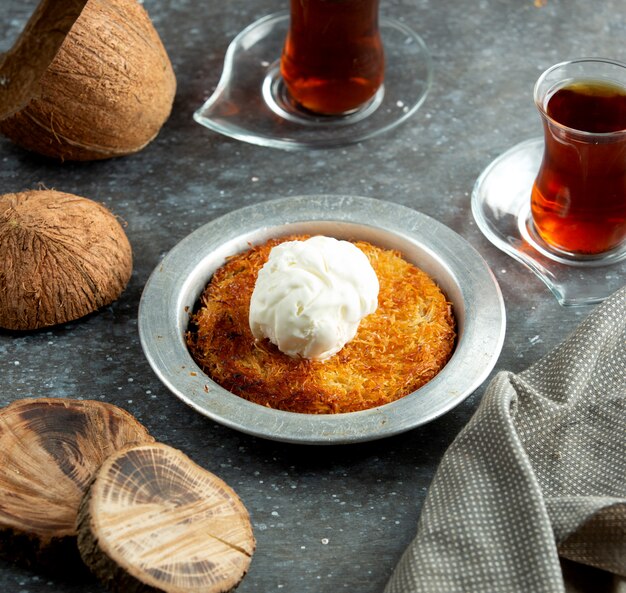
[0,0,176,160]
[0,189,133,330]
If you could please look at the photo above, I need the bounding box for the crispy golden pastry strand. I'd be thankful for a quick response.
[187,236,456,414]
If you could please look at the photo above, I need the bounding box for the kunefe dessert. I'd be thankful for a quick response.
[187,235,456,414]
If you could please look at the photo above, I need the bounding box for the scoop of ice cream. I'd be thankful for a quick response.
[249,236,379,360]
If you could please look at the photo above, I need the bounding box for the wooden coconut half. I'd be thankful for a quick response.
[0,189,133,330]
[0,398,154,573]
[77,443,256,593]
[0,0,176,160]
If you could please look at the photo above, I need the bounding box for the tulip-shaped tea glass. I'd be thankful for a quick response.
[530,59,626,260]
[280,0,385,116]
[194,1,432,149]
[472,58,626,306]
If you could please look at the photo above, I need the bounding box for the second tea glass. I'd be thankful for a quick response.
[530,58,626,261]
[472,58,626,306]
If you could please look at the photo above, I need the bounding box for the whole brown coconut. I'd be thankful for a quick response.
[0,189,132,330]
[0,0,176,161]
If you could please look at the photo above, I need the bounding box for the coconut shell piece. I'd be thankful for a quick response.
[77,443,256,593]
[0,0,176,160]
[0,189,133,330]
[0,398,154,573]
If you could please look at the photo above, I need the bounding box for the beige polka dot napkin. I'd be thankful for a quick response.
[386,286,625,593]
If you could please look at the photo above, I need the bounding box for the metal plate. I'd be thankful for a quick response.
[138,195,505,444]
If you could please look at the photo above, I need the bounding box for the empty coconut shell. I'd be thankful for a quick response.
[0,0,176,160]
[0,189,132,330]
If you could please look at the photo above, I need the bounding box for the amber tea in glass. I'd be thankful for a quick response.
[530,59,626,258]
[280,0,385,116]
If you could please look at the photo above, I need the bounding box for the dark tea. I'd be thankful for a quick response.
[531,79,626,256]
[280,0,385,115]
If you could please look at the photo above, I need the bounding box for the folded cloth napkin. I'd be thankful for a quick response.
[385,285,626,593]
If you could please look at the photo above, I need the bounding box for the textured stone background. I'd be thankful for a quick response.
[1,1,624,592]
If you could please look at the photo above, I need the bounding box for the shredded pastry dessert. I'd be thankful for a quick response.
[186,236,456,414]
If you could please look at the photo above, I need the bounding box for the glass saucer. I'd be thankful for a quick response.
[471,138,626,307]
[193,11,432,150]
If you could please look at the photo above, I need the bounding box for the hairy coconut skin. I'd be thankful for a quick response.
[0,190,132,330]
[0,0,176,161]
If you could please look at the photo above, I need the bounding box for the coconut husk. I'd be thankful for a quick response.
[0,0,176,160]
[0,189,132,330]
